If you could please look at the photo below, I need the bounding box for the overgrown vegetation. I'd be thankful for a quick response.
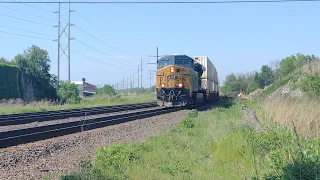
[57,81,81,104]
[0,63,21,99]
[220,53,320,97]
[60,99,320,180]
[0,45,58,100]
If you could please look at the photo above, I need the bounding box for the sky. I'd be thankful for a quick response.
[0,0,319,88]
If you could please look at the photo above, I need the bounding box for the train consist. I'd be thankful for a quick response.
[156,54,219,107]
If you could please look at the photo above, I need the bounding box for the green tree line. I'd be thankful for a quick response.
[220,53,320,96]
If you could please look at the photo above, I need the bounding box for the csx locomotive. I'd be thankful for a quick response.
[156,54,219,107]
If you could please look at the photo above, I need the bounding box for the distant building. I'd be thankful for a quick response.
[71,80,97,97]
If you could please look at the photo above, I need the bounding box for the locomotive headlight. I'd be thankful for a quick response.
[170,67,174,72]
[178,83,183,87]
[161,84,165,88]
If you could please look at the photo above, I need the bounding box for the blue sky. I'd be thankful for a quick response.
[0,0,319,88]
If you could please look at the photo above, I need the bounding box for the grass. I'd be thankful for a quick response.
[0,93,155,114]
[60,99,320,180]
[260,97,320,138]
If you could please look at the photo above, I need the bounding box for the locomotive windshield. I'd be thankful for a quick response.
[175,59,192,68]
[158,58,174,68]
[157,55,194,69]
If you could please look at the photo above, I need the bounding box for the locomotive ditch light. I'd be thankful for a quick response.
[178,83,183,87]
[161,84,165,88]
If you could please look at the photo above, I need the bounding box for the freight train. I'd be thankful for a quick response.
[156,54,219,107]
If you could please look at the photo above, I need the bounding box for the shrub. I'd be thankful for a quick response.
[179,118,195,129]
[60,160,104,180]
[93,143,150,179]
[57,81,81,104]
[187,109,198,118]
[297,72,320,97]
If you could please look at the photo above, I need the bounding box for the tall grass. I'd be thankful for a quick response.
[0,93,155,114]
[260,97,320,138]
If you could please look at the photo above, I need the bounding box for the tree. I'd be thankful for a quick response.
[259,65,275,87]
[14,45,51,81]
[57,81,81,104]
[279,56,296,78]
[0,57,13,65]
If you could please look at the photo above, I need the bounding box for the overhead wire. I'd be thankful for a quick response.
[71,49,135,71]
[74,26,138,63]
[0,13,53,26]
[8,0,53,12]
[0,4,55,21]
[0,24,55,37]
[74,11,152,57]
[0,30,53,40]
[73,25,135,62]
[0,0,320,4]
[74,39,136,68]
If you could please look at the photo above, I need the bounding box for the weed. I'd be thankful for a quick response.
[187,109,198,118]
[178,117,195,129]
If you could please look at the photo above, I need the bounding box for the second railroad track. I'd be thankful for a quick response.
[0,102,157,126]
[0,105,182,148]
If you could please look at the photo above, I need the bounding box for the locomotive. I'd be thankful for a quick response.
[156,54,219,107]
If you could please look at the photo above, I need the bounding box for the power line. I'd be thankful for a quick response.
[74,25,139,63]
[0,24,55,37]
[74,11,152,57]
[0,0,319,4]
[71,49,135,71]
[0,13,52,26]
[9,0,53,12]
[75,39,136,68]
[0,4,54,21]
[0,30,53,40]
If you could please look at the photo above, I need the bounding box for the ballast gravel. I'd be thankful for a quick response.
[0,109,189,180]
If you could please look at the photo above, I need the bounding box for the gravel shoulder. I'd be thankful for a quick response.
[0,109,189,180]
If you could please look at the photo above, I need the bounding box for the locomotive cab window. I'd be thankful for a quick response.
[175,59,192,68]
[158,58,174,68]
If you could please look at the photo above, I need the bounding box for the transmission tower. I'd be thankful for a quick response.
[54,1,74,82]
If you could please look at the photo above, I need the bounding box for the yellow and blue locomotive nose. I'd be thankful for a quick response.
[155,65,191,107]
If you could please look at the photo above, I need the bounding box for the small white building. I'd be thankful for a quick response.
[71,80,97,97]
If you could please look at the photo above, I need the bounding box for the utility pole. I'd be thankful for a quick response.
[123,77,124,92]
[127,76,129,91]
[57,3,60,81]
[157,47,159,63]
[141,58,143,88]
[138,65,140,89]
[132,73,134,89]
[68,0,71,81]
[149,72,152,88]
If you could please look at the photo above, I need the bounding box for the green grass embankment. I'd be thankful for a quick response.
[61,99,320,180]
[0,93,155,114]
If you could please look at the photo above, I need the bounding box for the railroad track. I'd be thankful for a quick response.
[0,102,157,126]
[0,102,207,148]
[0,106,182,148]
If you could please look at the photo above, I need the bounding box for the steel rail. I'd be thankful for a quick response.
[0,106,181,148]
[0,102,157,126]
